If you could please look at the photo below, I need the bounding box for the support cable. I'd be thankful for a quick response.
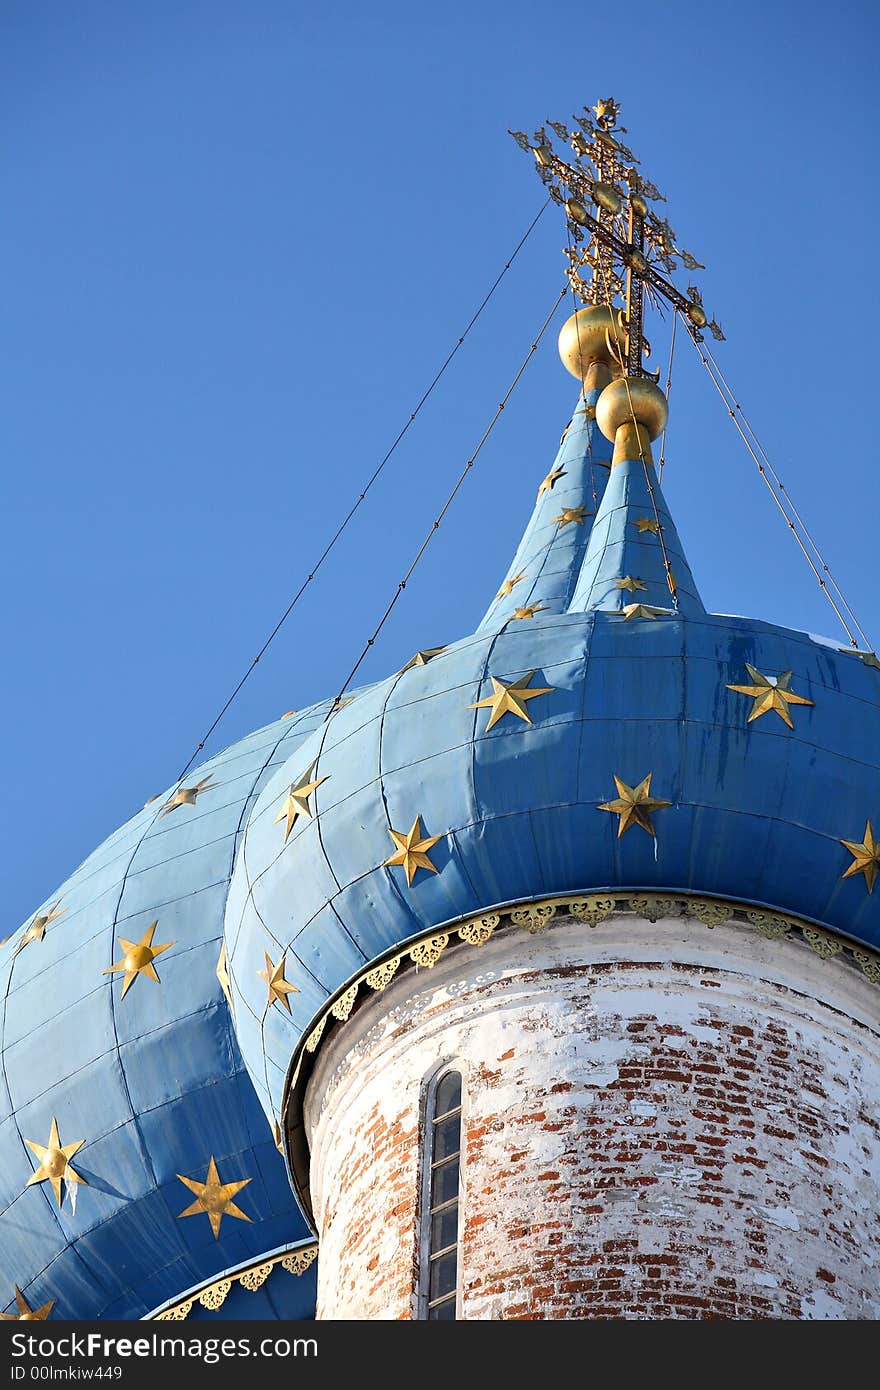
[657,309,677,483]
[175,200,550,779]
[683,314,869,649]
[328,284,569,713]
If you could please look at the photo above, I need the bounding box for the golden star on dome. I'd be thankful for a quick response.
[598,774,672,838]
[258,951,299,1012]
[511,604,548,621]
[330,694,356,713]
[400,647,448,672]
[0,1286,55,1321]
[19,901,64,950]
[177,1157,252,1239]
[620,603,665,621]
[281,708,298,718]
[274,762,328,843]
[577,402,596,420]
[553,506,589,528]
[726,664,814,729]
[216,941,234,1012]
[384,816,442,887]
[632,516,660,535]
[160,776,215,817]
[839,820,880,894]
[469,670,555,732]
[103,922,173,999]
[537,468,566,501]
[862,652,880,670]
[496,573,526,601]
[614,576,647,593]
[24,1118,87,1207]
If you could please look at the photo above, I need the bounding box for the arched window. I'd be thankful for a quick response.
[419,1069,463,1320]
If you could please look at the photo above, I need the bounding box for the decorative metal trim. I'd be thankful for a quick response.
[286,893,880,1099]
[281,891,880,1231]
[151,1244,317,1321]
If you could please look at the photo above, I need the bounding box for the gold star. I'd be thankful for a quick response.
[384,816,442,887]
[577,402,596,420]
[469,670,555,732]
[330,694,356,712]
[281,708,298,718]
[840,821,880,894]
[593,97,619,125]
[401,647,448,672]
[511,604,548,621]
[598,774,672,838]
[24,1118,87,1207]
[258,951,299,1012]
[274,762,328,843]
[632,516,660,534]
[614,576,647,593]
[553,506,590,528]
[160,776,215,817]
[537,468,566,501]
[177,1157,252,1239]
[496,573,526,601]
[862,652,880,671]
[0,1286,55,1321]
[216,941,234,1012]
[620,603,666,621]
[103,922,174,999]
[19,902,64,950]
[726,664,814,729]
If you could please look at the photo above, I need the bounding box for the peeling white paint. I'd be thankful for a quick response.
[756,1205,801,1232]
[305,912,880,1321]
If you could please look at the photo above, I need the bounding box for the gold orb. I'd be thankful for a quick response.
[565,197,589,225]
[630,191,649,217]
[628,248,649,276]
[558,307,625,379]
[596,377,668,442]
[532,143,552,168]
[591,181,622,214]
[687,302,708,328]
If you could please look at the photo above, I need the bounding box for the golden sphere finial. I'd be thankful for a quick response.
[557,306,624,380]
[595,377,669,466]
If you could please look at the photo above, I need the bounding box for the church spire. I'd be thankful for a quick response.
[569,378,705,615]
[488,98,722,621]
[477,313,623,631]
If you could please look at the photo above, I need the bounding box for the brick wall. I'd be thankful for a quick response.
[304,914,880,1319]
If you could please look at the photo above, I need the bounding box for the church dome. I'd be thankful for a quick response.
[5,97,878,1323]
[224,356,880,1213]
[0,703,331,1319]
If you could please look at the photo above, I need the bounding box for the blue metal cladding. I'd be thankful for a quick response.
[226,609,880,1126]
[570,456,706,614]
[0,703,339,1320]
[478,386,612,628]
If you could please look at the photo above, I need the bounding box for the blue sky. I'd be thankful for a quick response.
[3,0,878,927]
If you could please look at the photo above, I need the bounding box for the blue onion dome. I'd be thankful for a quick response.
[225,330,880,1215]
[0,701,344,1320]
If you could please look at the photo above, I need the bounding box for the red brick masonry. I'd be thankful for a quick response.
[305,916,880,1319]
